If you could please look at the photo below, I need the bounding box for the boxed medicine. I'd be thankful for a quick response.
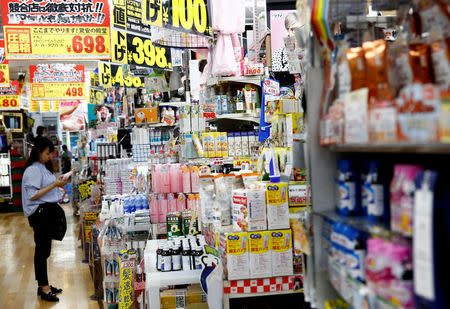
[219,232,249,280]
[270,229,294,277]
[249,231,272,279]
[221,132,228,157]
[167,212,182,240]
[232,189,267,232]
[234,132,242,156]
[228,132,235,157]
[266,183,290,230]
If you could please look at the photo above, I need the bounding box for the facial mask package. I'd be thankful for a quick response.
[266,183,290,230]
[270,229,294,277]
[232,189,267,232]
[221,232,249,280]
[249,231,272,279]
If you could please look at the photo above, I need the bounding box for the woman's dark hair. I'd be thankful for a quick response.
[198,59,207,73]
[25,137,55,172]
[36,126,47,136]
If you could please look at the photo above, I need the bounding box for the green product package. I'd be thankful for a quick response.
[182,211,199,236]
[167,212,182,240]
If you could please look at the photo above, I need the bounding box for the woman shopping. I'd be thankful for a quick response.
[22,137,69,302]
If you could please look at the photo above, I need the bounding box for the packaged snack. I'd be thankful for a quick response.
[409,44,433,84]
[249,231,272,279]
[368,100,397,143]
[346,47,367,91]
[363,39,392,100]
[439,90,450,142]
[430,39,450,90]
[387,40,413,97]
[344,88,369,143]
[241,172,259,190]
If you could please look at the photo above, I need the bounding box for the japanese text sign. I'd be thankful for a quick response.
[0,40,10,87]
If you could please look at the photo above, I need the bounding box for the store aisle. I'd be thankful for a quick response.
[0,205,99,309]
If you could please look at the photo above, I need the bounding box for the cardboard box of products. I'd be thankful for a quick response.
[219,231,249,280]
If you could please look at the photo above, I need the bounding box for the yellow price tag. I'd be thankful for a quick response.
[99,62,112,87]
[0,95,20,109]
[111,29,128,64]
[31,83,86,100]
[29,100,40,112]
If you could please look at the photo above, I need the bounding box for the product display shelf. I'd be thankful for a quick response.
[329,143,450,154]
[124,223,152,233]
[222,276,296,309]
[328,260,401,309]
[206,113,260,124]
[148,122,179,128]
[158,102,184,108]
[144,239,202,309]
[313,210,391,239]
[207,76,262,87]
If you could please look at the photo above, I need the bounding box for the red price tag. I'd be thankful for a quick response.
[0,97,19,108]
[71,35,106,54]
[66,87,84,97]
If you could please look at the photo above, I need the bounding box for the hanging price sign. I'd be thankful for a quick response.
[142,0,212,37]
[90,89,104,105]
[98,61,146,88]
[110,30,172,70]
[1,0,111,60]
[0,40,10,87]
[0,81,20,110]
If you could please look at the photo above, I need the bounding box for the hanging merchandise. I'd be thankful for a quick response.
[270,10,300,72]
[1,0,111,60]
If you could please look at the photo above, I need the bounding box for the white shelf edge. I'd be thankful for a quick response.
[159,102,184,108]
[207,76,262,87]
[206,113,260,124]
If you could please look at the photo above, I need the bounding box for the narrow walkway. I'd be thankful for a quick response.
[0,205,99,308]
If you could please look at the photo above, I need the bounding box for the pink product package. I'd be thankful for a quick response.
[151,164,159,193]
[158,194,168,223]
[167,193,177,212]
[150,194,159,223]
[390,164,423,236]
[182,165,191,193]
[187,194,196,210]
[365,238,414,307]
[159,165,172,193]
[190,166,200,193]
[177,193,186,212]
[170,164,183,193]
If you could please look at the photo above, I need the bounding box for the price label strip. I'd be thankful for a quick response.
[98,61,146,88]
[0,95,20,109]
[111,29,172,70]
[31,83,86,100]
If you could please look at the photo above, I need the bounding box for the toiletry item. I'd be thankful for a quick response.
[236,90,245,113]
[361,160,388,222]
[182,165,191,193]
[172,245,182,271]
[221,132,228,157]
[161,244,172,272]
[190,166,200,192]
[234,132,242,156]
[228,132,235,157]
[270,229,294,276]
[170,164,183,193]
[177,193,186,212]
[167,193,177,212]
[336,159,361,216]
[158,194,167,223]
[232,188,267,232]
[266,183,290,230]
[249,231,272,279]
[221,232,249,280]
[167,212,182,240]
[182,241,192,270]
[241,132,249,156]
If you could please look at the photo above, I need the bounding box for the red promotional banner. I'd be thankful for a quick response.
[0,81,21,109]
[1,0,111,60]
[0,40,10,87]
[30,64,85,83]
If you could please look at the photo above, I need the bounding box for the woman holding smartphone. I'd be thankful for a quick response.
[22,137,68,302]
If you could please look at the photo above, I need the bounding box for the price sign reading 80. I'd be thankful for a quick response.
[0,97,19,109]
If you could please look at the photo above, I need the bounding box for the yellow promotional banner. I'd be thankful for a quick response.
[40,100,50,112]
[90,89,104,105]
[31,82,86,100]
[29,100,39,112]
[0,64,9,88]
[142,0,212,36]
[0,95,20,110]
[3,27,111,60]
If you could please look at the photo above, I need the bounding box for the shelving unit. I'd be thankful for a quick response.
[206,113,260,124]
[206,75,262,87]
[329,143,450,154]
[158,102,184,108]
